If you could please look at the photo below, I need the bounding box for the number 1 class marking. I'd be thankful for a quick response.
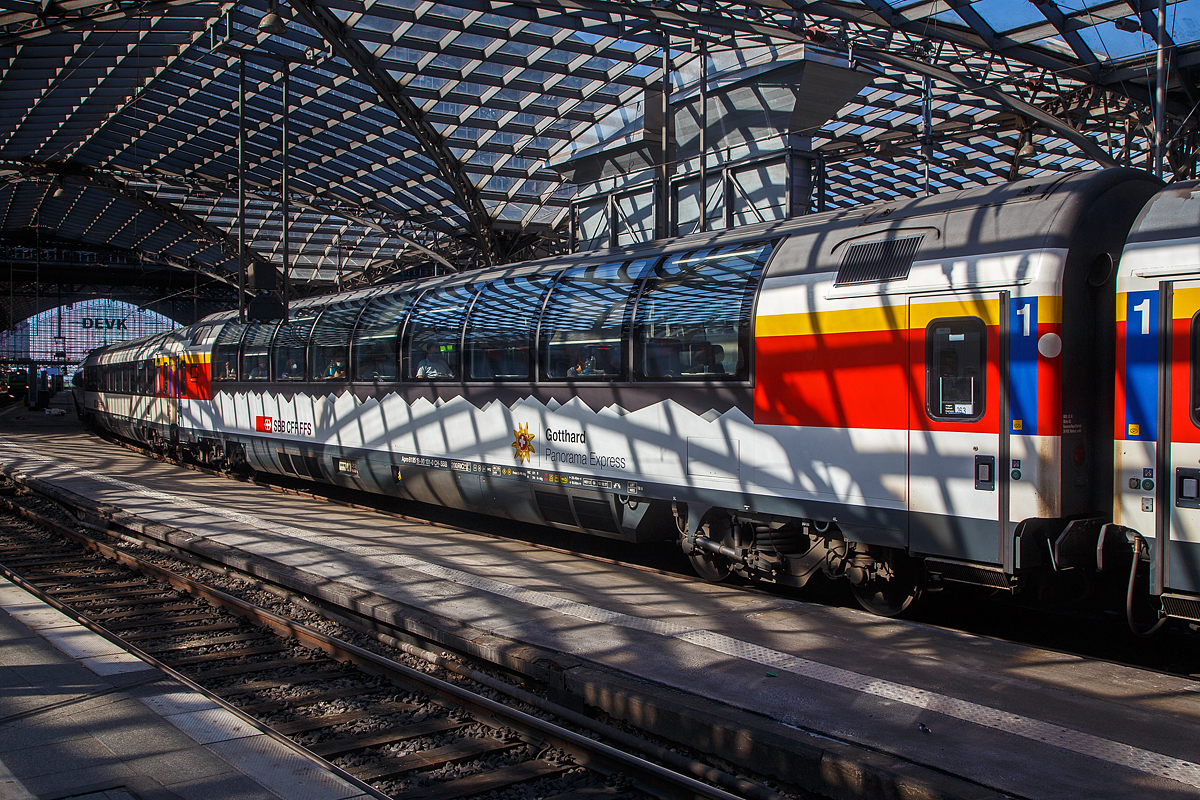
[1134,298,1151,336]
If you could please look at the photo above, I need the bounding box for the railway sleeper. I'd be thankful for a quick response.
[350,736,523,783]
[310,719,467,759]
[392,759,573,800]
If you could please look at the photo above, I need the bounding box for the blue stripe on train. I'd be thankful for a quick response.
[1124,290,1158,441]
[1010,297,1038,435]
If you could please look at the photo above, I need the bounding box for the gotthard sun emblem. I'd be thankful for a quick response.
[511,423,536,464]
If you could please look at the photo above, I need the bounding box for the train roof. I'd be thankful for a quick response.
[1125,180,1200,247]
[188,167,1160,330]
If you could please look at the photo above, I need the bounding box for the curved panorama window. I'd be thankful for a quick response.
[241,322,279,381]
[633,243,774,380]
[405,284,477,380]
[540,259,655,381]
[464,275,553,380]
[311,299,366,381]
[353,294,408,382]
[271,307,319,381]
[211,323,246,382]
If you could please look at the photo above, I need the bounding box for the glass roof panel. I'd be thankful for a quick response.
[1076,22,1156,63]
[969,0,1047,33]
[1169,0,1200,45]
[2,0,1196,285]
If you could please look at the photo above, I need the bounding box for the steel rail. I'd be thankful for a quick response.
[0,492,769,800]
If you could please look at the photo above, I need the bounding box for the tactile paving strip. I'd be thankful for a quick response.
[6,439,1200,789]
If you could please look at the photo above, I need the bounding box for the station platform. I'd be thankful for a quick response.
[3,397,1200,800]
[0,510,372,799]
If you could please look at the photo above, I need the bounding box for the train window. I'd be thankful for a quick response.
[240,323,278,381]
[633,243,773,380]
[406,285,475,380]
[925,317,986,422]
[271,308,319,381]
[541,260,651,381]
[464,276,552,380]
[212,323,246,382]
[1191,312,1200,429]
[189,325,213,347]
[353,294,408,382]
[310,300,364,381]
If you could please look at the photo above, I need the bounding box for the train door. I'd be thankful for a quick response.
[167,355,180,428]
[908,292,1009,568]
[1132,282,1200,597]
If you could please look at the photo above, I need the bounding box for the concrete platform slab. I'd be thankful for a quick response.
[0,573,375,800]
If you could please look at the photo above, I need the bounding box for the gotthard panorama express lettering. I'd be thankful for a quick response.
[542,427,627,470]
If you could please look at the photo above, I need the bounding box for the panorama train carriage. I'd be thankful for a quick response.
[1113,181,1200,625]
[80,167,1169,616]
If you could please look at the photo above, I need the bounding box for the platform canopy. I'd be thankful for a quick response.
[1,0,1198,291]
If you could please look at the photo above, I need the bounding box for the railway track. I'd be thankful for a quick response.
[0,481,806,800]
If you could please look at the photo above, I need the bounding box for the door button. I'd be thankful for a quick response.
[975,455,996,491]
[1177,468,1200,509]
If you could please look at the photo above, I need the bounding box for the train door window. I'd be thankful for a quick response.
[925,317,986,422]
[353,294,408,382]
[310,300,364,381]
[633,243,774,380]
[1191,312,1200,428]
[464,275,552,380]
[406,284,475,380]
[271,308,319,381]
[540,260,651,381]
[212,323,246,382]
[240,322,278,381]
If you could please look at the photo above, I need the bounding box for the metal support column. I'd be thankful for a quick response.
[698,39,708,234]
[238,56,246,324]
[281,60,290,322]
[1155,0,1167,179]
[659,33,671,240]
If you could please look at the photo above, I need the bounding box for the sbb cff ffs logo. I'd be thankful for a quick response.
[255,416,273,433]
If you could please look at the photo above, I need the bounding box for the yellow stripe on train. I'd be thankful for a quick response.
[758,295,1060,338]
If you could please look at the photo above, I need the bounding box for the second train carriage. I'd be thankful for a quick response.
[1113,180,1200,626]
[78,167,1173,616]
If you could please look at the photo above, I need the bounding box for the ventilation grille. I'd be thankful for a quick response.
[926,558,1011,589]
[572,498,619,534]
[278,451,322,479]
[835,236,923,286]
[1161,594,1200,622]
[534,491,576,526]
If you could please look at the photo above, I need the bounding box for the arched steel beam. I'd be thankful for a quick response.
[288,197,456,274]
[286,0,493,269]
[502,0,1118,167]
[0,0,211,44]
[852,49,1117,167]
[14,161,273,290]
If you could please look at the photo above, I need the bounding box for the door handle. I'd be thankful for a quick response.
[975,455,996,491]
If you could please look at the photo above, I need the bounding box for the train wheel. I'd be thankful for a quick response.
[689,550,731,582]
[851,556,924,617]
